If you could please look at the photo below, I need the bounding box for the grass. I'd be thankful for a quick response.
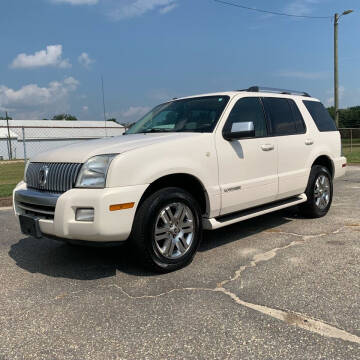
[343,147,360,163]
[0,162,25,198]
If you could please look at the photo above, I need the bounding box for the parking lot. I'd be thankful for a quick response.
[0,166,359,360]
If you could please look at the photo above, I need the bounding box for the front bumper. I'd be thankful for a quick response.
[13,182,148,242]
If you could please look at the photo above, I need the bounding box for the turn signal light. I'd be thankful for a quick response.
[109,203,135,211]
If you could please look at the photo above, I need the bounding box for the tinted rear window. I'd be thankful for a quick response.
[288,99,306,133]
[262,97,296,136]
[303,101,337,132]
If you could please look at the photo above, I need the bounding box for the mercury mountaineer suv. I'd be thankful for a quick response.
[13,86,347,271]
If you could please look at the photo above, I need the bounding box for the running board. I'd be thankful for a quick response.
[203,194,307,230]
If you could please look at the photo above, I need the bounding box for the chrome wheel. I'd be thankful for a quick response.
[314,174,330,210]
[154,202,195,259]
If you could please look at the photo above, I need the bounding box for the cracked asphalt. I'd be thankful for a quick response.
[1,167,360,360]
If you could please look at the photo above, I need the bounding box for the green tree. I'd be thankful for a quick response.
[106,118,117,123]
[52,114,78,121]
[0,116,13,120]
[327,106,360,128]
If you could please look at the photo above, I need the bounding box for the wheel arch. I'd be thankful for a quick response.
[137,173,210,216]
[311,155,334,178]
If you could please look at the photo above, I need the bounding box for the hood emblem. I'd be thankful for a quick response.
[39,165,49,187]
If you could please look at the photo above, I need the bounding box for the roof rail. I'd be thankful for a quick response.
[239,86,311,97]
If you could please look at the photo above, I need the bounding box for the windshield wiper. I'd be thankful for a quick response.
[141,128,174,133]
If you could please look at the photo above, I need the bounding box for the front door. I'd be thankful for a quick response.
[216,96,278,215]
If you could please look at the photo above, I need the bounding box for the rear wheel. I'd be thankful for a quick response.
[299,165,333,218]
[131,187,202,272]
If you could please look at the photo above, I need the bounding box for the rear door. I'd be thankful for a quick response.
[262,97,311,199]
[216,96,278,215]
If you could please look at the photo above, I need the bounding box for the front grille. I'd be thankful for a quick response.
[18,202,55,220]
[26,162,82,193]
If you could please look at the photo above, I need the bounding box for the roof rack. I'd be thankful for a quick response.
[238,86,311,97]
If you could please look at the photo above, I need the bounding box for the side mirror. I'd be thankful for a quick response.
[223,121,255,141]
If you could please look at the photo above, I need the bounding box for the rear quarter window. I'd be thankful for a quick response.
[303,101,337,132]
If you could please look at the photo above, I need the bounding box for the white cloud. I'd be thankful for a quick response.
[78,52,95,68]
[10,45,71,69]
[0,77,79,119]
[159,2,177,14]
[325,86,345,107]
[82,106,89,112]
[108,0,178,20]
[50,0,98,5]
[122,106,151,118]
[283,0,320,16]
[277,70,329,80]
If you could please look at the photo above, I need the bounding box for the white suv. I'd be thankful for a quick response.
[14,86,347,271]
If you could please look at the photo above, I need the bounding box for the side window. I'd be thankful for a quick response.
[303,101,337,132]
[224,97,267,137]
[262,97,297,136]
[288,99,306,134]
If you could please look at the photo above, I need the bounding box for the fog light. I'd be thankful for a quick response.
[76,208,94,222]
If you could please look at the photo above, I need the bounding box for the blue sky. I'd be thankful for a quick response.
[0,0,359,121]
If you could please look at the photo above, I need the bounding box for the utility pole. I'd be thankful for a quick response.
[101,75,108,137]
[334,13,339,127]
[6,112,13,160]
[334,10,353,128]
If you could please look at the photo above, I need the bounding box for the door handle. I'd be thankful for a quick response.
[305,139,314,146]
[261,144,274,151]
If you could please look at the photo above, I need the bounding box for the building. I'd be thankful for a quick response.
[0,120,125,160]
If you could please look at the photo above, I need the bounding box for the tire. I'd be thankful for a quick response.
[131,187,202,272]
[299,165,333,218]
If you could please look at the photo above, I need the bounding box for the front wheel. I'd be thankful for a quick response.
[131,187,202,272]
[299,165,333,218]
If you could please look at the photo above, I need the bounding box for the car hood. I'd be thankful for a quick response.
[31,133,204,163]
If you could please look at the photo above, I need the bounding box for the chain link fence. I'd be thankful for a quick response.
[339,128,360,153]
[1,125,359,161]
[0,126,125,161]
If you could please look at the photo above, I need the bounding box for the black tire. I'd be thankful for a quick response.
[299,165,333,218]
[131,187,202,272]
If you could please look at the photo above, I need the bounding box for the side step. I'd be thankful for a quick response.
[203,194,307,230]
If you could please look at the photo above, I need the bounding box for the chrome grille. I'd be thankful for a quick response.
[26,162,82,193]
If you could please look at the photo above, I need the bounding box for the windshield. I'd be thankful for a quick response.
[126,95,230,134]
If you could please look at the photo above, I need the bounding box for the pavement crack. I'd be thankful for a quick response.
[108,281,360,345]
[213,287,360,345]
[107,226,360,344]
[217,238,304,288]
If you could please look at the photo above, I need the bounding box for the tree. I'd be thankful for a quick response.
[327,106,360,128]
[0,116,13,120]
[106,118,118,123]
[52,114,78,121]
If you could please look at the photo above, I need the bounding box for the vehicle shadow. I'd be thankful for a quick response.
[8,237,145,280]
[199,209,294,252]
[8,208,296,280]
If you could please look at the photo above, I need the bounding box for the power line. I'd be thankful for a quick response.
[214,0,332,19]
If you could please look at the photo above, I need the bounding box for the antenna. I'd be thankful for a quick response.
[101,75,108,136]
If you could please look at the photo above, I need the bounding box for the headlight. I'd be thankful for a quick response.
[24,160,30,182]
[75,154,117,188]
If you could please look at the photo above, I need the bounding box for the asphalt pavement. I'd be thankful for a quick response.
[1,167,359,360]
